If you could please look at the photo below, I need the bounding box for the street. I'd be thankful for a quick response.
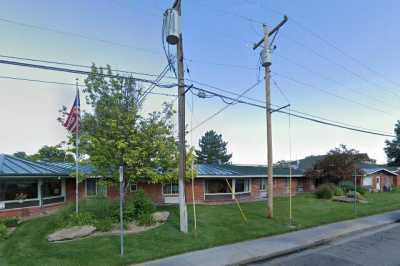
[250,224,400,266]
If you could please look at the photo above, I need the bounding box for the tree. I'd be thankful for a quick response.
[13,152,29,160]
[305,145,370,184]
[29,144,74,162]
[195,130,232,164]
[385,121,400,166]
[59,65,183,184]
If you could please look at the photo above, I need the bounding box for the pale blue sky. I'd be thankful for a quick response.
[0,0,399,164]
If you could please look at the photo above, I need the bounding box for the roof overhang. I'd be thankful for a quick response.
[197,175,304,179]
[364,169,398,176]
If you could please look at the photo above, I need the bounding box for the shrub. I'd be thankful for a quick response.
[95,219,113,232]
[0,217,19,228]
[79,197,115,221]
[68,212,96,227]
[137,212,155,226]
[0,223,7,239]
[334,186,344,196]
[391,187,400,193]
[132,190,155,221]
[356,187,367,196]
[339,180,354,192]
[315,183,335,199]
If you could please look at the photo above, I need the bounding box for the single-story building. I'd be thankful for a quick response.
[0,154,314,218]
[3,153,399,218]
[357,163,400,192]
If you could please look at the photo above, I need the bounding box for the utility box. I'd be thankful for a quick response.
[165,8,180,45]
[260,47,272,67]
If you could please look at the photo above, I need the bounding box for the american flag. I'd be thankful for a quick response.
[63,89,80,133]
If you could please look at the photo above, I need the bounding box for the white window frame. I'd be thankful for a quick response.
[259,178,267,191]
[296,180,304,192]
[86,178,97,197]
[129,182,138,192]
[204,178,251,200]
[162,183,179,196]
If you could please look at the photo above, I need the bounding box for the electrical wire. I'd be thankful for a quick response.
[188,84,395,137]
[0,53,175,78]
[0,58,177,88]
[0,74,177,97]
[272,72,395,117]
[189,80,262,132]
[184,78,394,135]
[278,34,400,98]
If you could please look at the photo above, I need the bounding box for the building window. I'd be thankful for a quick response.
[163,183,179,195]
[0,181,38,201]
[296,180,304,192]
[205,179,232,194]
[260,178,267,191]
[205,179,250,194]
[130,182,138,192]
[235,179,250,193]
[42,180,62,198]
[86,179,97,196]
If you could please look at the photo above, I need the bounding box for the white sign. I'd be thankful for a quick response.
[119,166,124,183]
[0,202,5,209]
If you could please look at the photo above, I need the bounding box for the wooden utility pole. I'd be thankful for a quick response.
[253,16,288,218]
[174,0,188,233]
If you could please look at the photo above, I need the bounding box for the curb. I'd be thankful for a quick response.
[232,221,398,265]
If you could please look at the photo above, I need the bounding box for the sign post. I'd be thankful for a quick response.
[119,166,124,256]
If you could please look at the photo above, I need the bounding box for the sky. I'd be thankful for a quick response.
[0,0,399,164]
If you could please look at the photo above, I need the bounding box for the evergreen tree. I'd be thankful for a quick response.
[195,130,232,164]
[385,121,400,166]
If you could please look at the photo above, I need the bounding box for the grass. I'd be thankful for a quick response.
[1,192,400,266]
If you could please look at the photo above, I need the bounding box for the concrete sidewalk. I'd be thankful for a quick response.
[137,210,400,266]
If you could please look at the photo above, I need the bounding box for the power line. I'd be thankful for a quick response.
[189,80,262,132]
[0,17,257,71]
[272,72,395,117]
[188,84,395,137]
[275,53,397,107]
[0,17,161,56]
[0,74,177,97]
[0,53,175,78]
[238,0,400,91]
[278,34,400,98]
[0,58,177,88]
[184,78,394,135]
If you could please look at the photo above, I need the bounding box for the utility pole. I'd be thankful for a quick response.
[253,16,288,218]
[172,0,188,233]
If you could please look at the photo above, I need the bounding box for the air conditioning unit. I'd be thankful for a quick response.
[165,8,181,45]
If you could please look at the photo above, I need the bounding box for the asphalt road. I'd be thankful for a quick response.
[250,223,400,266]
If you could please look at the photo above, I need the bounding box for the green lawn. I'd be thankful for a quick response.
[1,192,400,266]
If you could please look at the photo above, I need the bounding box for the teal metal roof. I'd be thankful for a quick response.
[197,164,304,178]
[0,154,70,177]
[40,161,95,175]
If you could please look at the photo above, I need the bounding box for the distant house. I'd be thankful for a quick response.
[357,163,400,192]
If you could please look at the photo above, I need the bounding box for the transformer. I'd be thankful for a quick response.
[165,8,180,45]
[260,47,272,67]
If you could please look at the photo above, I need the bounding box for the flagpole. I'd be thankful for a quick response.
[75,78,80,214]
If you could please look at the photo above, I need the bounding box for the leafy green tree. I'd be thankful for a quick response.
[59,65,188,184]
[305,145,370,184]
[12,152,29,160]
[385,121,400,166]
[195,130,232,164]
[30,144,74,162]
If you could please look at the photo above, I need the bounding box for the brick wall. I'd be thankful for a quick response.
[0,203,64,218]
[65,178,86,202]
[185,179,205,203]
